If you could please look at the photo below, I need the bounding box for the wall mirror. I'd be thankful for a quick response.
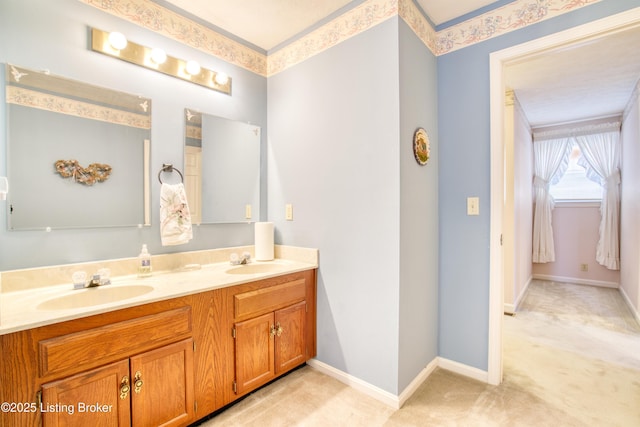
[183,109,260,224]
[5,64,151,230]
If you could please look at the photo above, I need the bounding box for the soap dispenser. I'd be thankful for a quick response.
[138,244,152,278]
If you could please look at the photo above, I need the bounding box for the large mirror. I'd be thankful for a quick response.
[183,109,260,224]
[5,64,151,230]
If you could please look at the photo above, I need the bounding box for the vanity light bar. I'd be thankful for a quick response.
[90,28,231,95]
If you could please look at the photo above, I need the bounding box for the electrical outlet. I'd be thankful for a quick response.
[285,204,293,221]
[245,204,252,219]
[580,263,588,272]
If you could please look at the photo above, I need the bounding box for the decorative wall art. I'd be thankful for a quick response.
[413,128,430,165]
[54,159,112,185]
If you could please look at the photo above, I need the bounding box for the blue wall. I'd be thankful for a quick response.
[268,17,403,394]
[437,0,640,370]
[0,0,267,270]
[268,15,440,395]
[398,19,439,390]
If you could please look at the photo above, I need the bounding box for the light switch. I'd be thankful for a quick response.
[285,204,293,221]
[245,204,252,219]
[467,197,479,216]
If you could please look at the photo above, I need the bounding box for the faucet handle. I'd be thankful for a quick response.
[72,271,87,289]
[97,268,111,285]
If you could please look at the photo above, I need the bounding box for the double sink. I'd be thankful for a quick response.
[35,262,289,311]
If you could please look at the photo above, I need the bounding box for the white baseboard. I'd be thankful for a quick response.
[532,274,619,289]
[619,286,640,326]
[397,358,439,408]
[306,356,484,409]
[504,303,515,314]
[515,275,533,310]
[306,359,403,409]
[504,275,533,314]
[437,357,488,383]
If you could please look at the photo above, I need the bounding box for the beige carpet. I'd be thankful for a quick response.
[195,280,640,426]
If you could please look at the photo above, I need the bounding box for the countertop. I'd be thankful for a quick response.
[0,257,317,335]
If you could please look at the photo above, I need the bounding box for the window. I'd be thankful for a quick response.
[549,142,602,201]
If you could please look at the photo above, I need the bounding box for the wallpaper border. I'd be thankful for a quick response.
[81,0,602,77]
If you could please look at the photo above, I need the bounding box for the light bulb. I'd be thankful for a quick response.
[185,60,201,76]
[214,72,229,85]
[150,48,167,64]
[108,31,127,50]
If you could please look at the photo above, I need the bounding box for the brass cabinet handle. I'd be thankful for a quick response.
[134,371,144,394]
[275,322,283,337]
[120,376,130,400]
[269,325,276,338]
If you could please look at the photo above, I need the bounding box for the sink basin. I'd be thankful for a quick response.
[37,285,155,311]
[225,263,286,275]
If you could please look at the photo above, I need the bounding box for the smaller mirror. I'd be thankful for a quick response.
[184,109,261,224]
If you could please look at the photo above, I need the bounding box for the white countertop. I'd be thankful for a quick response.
[0,257,317,335]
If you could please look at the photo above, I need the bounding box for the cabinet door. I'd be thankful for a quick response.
[130,339,194,427]
[41,359,130,427]
[234,312,275,395]
[275,301,307,374]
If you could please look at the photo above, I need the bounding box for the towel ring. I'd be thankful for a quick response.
[158,163,184,184]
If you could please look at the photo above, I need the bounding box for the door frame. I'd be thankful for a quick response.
[488,7,640,385]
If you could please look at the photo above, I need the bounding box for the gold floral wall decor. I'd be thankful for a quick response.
[54,160,112,185]
[413,128,430,165]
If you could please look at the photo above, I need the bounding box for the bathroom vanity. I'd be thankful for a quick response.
[0,247,317,427]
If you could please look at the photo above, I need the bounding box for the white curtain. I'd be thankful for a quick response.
[532,137,571,263]
[575,131,621,270]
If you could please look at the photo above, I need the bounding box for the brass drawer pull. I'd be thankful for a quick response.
[120,376,130,399]
[275,322,283,337]
[134,371,144,394]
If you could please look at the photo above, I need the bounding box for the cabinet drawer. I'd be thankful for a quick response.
[39,306,192,377]
[234,279,305,319]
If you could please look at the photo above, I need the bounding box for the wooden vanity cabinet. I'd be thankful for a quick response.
[0,267,317,426]
[229,270,316,398]
[0,294,209,427]
[41,332,194,427]
[40,338,194,427]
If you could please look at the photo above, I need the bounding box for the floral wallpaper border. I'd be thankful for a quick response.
[6,86,151,129]
[268,0,399,76]
[399,0,437,53]
[81,0,602,77]
[434,0,602,55]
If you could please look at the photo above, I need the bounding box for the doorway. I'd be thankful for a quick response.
[488,8,640,385]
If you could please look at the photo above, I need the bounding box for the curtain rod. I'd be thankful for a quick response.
[533,118,621,141]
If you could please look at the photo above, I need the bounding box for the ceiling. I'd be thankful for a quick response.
[506,25,640,128]
[162,0,497,50]
[162,0,640,128]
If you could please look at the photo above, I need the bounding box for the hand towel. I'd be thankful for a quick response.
[160,182,193,246]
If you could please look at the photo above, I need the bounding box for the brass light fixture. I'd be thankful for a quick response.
[90,28,231,95]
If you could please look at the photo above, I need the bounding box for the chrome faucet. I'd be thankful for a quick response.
[86,274,101,288]
[73,268,111,289]
[230,252,252,265]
